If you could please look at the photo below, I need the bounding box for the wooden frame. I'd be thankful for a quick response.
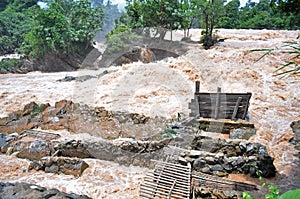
[189,81,252,120]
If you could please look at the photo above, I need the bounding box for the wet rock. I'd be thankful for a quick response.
[211,164,223,171]
[53,140,92,158]
[0,182,91,199]
[230,128,256,140]
[7,140,53,160]
[29,157,89,177]
[255,154,276,178]
[202,167,212,174]
[22,102,39,116]
[193,158,206,170]
[291,120,300,140]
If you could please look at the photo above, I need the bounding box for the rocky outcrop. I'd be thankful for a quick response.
[194,187,239,199]
[28,157,89,177]
[0,130,171,168]
[0,182,91,199]
[182,136,276,178]
[290,120,300,158]
[0,100,170,140]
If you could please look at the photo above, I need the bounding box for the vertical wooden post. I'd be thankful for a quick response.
[242,92,252,120]
[195,81,200,93]
[195,81,200,117]
[214,87,221,119]
[232,97,242,120]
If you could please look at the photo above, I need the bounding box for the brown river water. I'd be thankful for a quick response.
[0,29,300,197]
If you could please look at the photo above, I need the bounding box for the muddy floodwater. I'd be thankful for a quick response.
[0,29,300,197]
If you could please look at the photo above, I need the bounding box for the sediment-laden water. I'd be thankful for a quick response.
[0,29,299,197]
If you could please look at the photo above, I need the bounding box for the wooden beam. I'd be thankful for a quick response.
[214,87,221,119]
[231,97,242,120]
[242,92,252,120]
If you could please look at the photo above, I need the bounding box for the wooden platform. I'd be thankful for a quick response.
[140,160,191,199]
[198,118,255,134]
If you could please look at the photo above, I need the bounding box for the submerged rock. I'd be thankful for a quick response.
[0,182,91,199]
[28,157,89,177]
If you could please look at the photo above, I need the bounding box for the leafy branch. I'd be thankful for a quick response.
[249,38,300,77]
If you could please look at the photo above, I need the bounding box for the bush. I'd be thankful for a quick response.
[106,24,142,53]
[0,58,19,71]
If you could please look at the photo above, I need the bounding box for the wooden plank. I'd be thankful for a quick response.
[168,180,177,199]
[155,165,191,175]
[144,175,189,190]
[195,81,200,93]
[140,186,188,199]
[214,87,221,119]
[242,93,252,120]
[152,160,190,169]
[232,97,242,120]
[142,182,188,195]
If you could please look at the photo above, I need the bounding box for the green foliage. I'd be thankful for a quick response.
[279,189,300,199]
[122,0,193,39]
[21,0,104,57]
[0,3,33,55]
[242,170,300,199]
[105,24,142,53]
[31,104,46,117]
[162,128,177,139]
[0,58,19,71]
[250,39,300,77]
[195,0,225,49]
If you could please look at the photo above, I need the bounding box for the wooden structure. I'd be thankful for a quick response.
[140,160,258,199]
[140,160,191,199]
[189,81,252,120]
[191,172,258,192]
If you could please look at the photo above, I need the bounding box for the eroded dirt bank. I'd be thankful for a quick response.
[0,29,300,197]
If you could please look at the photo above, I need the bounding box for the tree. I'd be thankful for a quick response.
[123,0,192,40]
[22,0,104,57]
[195,0,225,49]
[0,0,9,11]
[218,0,240,28]
[0,0,34,55]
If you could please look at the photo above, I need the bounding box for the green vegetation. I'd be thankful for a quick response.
[250,38,300,77]
[0,58,19,71]
[0,0,115,57]
[162,128,177,138]
[21,0,104,57]
[0,0,299,55]
[242,170,300,199]
[106,23,142,53]
[109,0,299,49]
[31,104,46,118]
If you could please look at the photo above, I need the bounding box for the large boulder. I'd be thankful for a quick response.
[0,182,91,199]
[28,157,89,177]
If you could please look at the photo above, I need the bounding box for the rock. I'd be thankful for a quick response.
[193,158,206,170]
[0,182,92,199]
[211,164,223,171]
[13,140,53,160]
[201,167,212,174]
[291,120,300,140]
[0,133,7,148]
[29,157,89,177]
[230,128,256,140]
[204,156,215,164]
[255,154,276,178]
[222,163,233,171]
[22,102,39,116]
[54,140,92,158]
[213,171,227,177]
